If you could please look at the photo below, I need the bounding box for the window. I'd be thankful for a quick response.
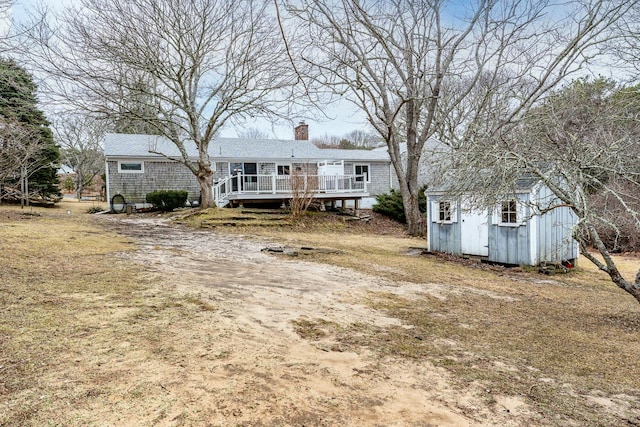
[277,164,291,175]
[354,164,370,183]
[431,199,457,223]
[118,161,144,173]
[501,200,518,224]
[439,201,451,222]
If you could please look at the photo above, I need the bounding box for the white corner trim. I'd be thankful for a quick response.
[105,161,111,209]
[529,211,538,265]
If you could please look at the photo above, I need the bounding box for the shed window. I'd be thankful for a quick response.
[354,164,370,183]
[501,200,518,224]
[431,199,457,223]
[118,161,144,173]
[439,201,452,222]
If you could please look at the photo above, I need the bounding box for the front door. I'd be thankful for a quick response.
[460,201,489,256]
[231,163,243,191]
[230,162,258,192]
[242,163,257,191]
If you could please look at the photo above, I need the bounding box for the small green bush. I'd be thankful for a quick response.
[146,190,188,212]
[372,186,427,223]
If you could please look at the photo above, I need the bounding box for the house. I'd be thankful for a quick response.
[426,178,579,266]
[103,123,395,211]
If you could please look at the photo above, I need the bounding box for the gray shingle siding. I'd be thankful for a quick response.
[108,160,200,204]
[368,163,392,195]
[343,161,391,195]
[213,162,230,180]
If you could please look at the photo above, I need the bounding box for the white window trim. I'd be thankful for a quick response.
[354,163,371,183]
[118,160,144,174]
[494,199,526,227]
[431,199,458,224]
[276,163,292,175]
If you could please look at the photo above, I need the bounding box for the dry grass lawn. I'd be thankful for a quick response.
[0,202,217,425]
[1,203,639,426]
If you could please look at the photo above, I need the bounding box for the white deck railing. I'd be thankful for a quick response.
[213,173,367,207]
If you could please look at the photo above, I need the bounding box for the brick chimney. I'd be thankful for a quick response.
[294,121,309,141]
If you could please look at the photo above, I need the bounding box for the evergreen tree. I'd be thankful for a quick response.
[0,59,61,202]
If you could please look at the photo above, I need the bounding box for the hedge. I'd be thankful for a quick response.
[146,190,188,212]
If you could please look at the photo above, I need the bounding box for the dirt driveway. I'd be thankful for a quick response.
[97,214,525,427]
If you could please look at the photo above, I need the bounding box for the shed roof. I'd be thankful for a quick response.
[104,133,390,162]
[425,172,541,195]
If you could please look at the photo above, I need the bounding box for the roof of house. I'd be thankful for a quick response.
[104,133,390,162]
[316,148,390,162]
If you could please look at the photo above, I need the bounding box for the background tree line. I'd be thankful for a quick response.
[0,58,60,204]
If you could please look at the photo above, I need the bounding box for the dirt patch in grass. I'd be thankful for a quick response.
[203,209,640,426]
[3,204,640,426]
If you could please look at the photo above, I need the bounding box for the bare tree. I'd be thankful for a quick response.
[0,117,52,203]
[311,129,380,149]
[21,0,295,208]
[444,78,640,303]
[237,127,271,140]
[287,0,633,235]
[343,129,382,149]
[609,1,640,78]
[311,133,342,148]
[54,114,105,200]
[288,168,317,218]
[0,118,39,182]
[0,0,15,49]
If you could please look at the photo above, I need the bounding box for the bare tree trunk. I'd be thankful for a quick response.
[20,165,25,209]
[198,170,215,208]
[402,184,425,236]
[76,173,84,201]
[579,223,640,304]
[634,272,640,305]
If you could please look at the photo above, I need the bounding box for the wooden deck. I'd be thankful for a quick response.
[213,174,369,207]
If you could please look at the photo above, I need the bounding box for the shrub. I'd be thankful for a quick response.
[146,190,188,212]
[372,186,427,223]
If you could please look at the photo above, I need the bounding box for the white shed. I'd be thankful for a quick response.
[426,180,579,266]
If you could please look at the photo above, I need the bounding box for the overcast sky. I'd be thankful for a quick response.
[8,0,369,141]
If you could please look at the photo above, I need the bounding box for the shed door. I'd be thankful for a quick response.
[460,202,489,256]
